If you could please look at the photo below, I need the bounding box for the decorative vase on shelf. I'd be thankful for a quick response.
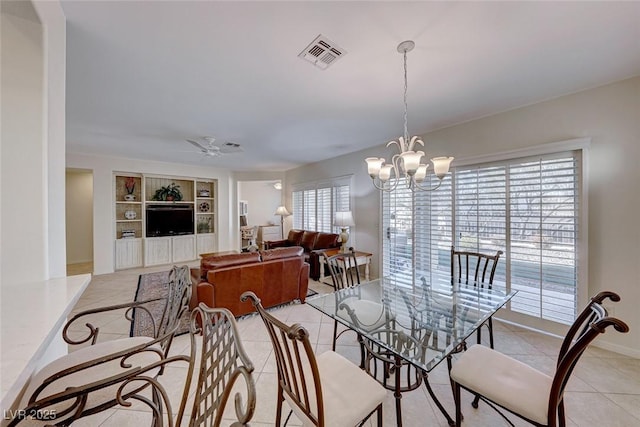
[124,210,137,220]
[124,177,136,201]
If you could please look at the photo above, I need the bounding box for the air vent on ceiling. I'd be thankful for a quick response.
[298,34,346,70]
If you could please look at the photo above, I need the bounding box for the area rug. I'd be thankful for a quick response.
[130,271,190,337]
[131,272,321,336]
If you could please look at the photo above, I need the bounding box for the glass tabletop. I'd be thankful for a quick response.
[307,276,517,372]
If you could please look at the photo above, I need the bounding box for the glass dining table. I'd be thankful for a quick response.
[307,275,517,426]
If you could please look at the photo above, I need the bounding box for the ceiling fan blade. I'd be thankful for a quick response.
[219,143,244,154]
[186,139,208,152]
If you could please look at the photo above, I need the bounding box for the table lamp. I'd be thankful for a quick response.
[274,205,290,239]
[334,211,355,252]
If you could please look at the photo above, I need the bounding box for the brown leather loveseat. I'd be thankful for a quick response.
[264,229,340,280]
[191,246,309,317]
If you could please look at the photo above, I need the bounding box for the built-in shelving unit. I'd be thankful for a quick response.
[113,173,218,270]
[114,175,143,239]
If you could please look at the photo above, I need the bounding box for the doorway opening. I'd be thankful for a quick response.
[66,168,94,274]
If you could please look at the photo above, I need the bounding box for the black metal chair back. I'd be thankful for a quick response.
[324,247,361,290]
[549,292,629,415]
[450,246,503,288]
[451,247,503,348]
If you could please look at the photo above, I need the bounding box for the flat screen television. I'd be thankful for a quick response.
[146,204,194,237]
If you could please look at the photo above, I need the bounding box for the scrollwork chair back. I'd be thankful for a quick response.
[183,304,256,427]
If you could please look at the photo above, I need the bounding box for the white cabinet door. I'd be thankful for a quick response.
[172,235,196,263]
[196,234,216,255]
[115,238,143,269]
[145,237,172,266]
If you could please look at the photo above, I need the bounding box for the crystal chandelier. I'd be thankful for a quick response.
[365,41,453,192]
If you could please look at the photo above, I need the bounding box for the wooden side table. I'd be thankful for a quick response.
[318,248,373,285]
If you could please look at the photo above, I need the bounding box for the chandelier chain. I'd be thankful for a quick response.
[364,40,453,193]
[403,48,409,143]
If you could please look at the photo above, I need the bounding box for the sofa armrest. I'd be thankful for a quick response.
[190,268,203,309]
[196,282,215,309]
[308,249,335,281]
[298,263,310,304]
[264,239,289,249]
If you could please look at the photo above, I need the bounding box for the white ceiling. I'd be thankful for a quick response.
[61,1,640,172]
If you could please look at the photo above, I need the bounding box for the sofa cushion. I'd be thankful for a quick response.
[313,232,340,250]
[287,229,305,246]
[260,246,304,261]
[201,252,261,279]
[300,231,319,252]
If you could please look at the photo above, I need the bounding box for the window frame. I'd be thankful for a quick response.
[381,138,589,334]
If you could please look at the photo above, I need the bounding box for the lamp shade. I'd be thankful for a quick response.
[431,157,454,179]
[334,211,355,227]
[274,206,290,216]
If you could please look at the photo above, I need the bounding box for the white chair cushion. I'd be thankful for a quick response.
[450,344,552,425]
[20,337,161,424]
[284,350,386,427]
[337,299,388,331]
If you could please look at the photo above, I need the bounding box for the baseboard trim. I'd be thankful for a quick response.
[590,340,640,359]
[495,318,639,358]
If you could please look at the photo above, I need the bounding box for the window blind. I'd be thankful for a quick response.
[382,180,414,289]
[292,177,352,235]
[414,174,453,286]
[382,150,582,324]
[292,191,303,230]
[508,155,579,323]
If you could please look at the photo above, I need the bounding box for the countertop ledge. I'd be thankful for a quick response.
[1,274,92,412]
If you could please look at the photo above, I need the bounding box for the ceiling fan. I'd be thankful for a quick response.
[186,136,244,158]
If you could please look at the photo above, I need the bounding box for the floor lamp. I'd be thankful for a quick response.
[274,206,290,239]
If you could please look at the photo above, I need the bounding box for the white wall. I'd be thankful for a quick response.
[1,1,67,285]
[238,181,282,227]
[66,153,236,275]
[285,151,382,278]
[38,1,67,279]
[65,170,93,264]
[286,76,640,356]
[423,76,640,356]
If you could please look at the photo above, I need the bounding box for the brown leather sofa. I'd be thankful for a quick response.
[264,229,340,280]
[191,246,309,317]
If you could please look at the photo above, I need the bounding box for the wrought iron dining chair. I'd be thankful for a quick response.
[182,303,256,426]
[241,291,386,427]
[450,291,629,427]
[11,265,192,426]
[361,328,431,427]
[323,248,388,357]
[451,246,503,348]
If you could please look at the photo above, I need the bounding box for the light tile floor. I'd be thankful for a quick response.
[65,265,640,426]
